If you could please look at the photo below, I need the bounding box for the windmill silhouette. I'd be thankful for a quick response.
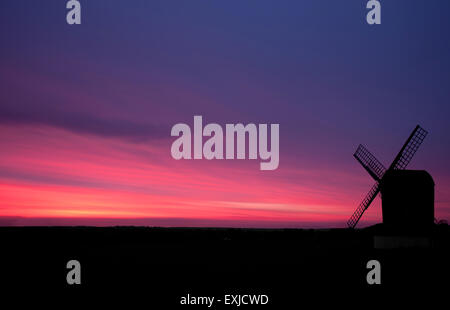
[347,125,428,228]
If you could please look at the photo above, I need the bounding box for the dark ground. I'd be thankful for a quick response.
[0,224,449,307]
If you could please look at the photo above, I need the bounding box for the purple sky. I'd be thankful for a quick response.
[0,1,449,227]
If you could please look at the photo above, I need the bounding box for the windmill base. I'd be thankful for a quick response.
[374,235,431,249]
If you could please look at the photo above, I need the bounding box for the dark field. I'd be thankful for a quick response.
[0,225,449,307]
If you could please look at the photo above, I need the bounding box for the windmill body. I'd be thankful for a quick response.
[381,169,434,232]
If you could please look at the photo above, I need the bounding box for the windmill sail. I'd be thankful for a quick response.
[347,183,380,228]
[390,125,428,170]
[354,144,386,181]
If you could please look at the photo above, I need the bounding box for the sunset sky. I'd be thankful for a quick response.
[1,0,449,227]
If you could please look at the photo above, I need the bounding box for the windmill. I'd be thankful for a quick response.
[347,125,428,228]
